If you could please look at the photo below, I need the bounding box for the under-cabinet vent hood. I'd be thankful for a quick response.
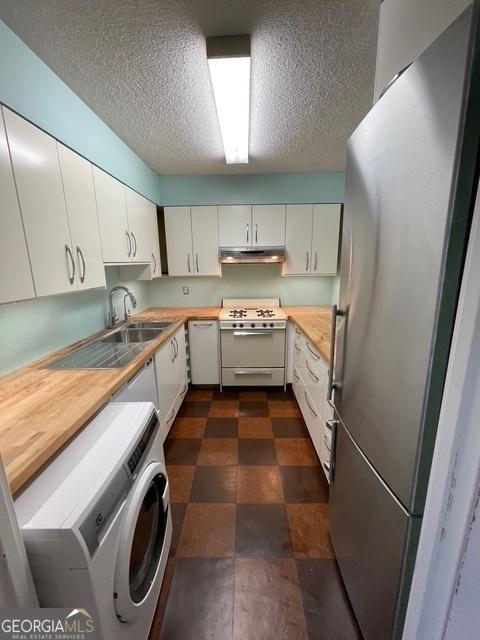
[219,247,285,264]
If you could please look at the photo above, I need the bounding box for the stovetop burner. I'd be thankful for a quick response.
[229,309,247,318]
[256,309,275,318]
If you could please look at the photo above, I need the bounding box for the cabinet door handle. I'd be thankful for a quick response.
[131,232,137,258]
[294,327,301,336]
[306,360,319,382]
[193,323,213,328]
[187,253,191,273]
[167,408,175,424]
[306,251,309,271]
[307,342,320,360]
[293,369,300,380]
[126,230,132,257]
[173,337,178,358]
[246,223,249,244]
[314,251,318,271]
[294,343,301,352]
[196,253,199,273]
[304,390,318,417]
[324,433,331,452]
[152,253,157,274]
[76,246,86,283]
[170,339,175,362]
[255,223,258,244]
[65,245,75,285]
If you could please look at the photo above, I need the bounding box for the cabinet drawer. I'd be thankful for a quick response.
[222,368,285,387]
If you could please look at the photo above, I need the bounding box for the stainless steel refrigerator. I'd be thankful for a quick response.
[328,5,480,639]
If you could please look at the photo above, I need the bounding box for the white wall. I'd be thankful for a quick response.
[374,0,471,101]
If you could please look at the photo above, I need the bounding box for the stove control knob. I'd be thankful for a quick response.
[251,323,255,328]
[239,323,244,328]
[270,323,274,327]
[233,323,237,328]
[263,323,267,327]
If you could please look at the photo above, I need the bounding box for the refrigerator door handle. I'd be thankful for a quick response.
[327,305,346,401]
[327,419,338,482]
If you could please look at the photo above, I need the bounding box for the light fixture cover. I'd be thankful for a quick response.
[207,35,251,164]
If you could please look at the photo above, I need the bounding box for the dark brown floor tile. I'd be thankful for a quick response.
[238,417,274,439]
[238,439,277,465]
[213,389,239,401]
[267,387,295,401]
[287,504,334,559]
[198,438,238,465]
[191,466,237,503]
[209,401,239,417]
[236,504,292,558]
[177,504,236,558]
[233,558,308,640]
[166,465,195,503]
[239,400,269,417]
[237,466,284,504]
[169,504,187,557]
[169,417,206,439]
[159,558,234,640]
[185,388,214,401]
[280,467,329,503]
[296,559,361,640]
[272,417,309,438]
[149,558,175,640]
[269,400,301,417]
[205,417,238,438]
[164,439,201,465]
[178,401,210,417]
[275,438,318,466]
[239,390,268,401]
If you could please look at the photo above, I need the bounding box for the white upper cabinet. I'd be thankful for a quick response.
[218,205,251,247]
[284,203,341,276]
[57,144,106,291]
[164,207,193,276]
[3,109,76,297]
[252,205,286,246]
[125,187,160,270]
[312,204,341,275]
[93,166,130,263]
[0,109,35,304]
[165,206,220,277]
[191,206,220,276]
[284,204,314,275]
[146,199,161,278]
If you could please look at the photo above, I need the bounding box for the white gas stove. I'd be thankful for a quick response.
[219,299,287,387]
[219,298,287,330]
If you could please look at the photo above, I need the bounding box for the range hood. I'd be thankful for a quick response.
[219,247,285,264]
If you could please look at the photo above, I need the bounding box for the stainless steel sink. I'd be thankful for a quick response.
[46,323,172,370]
[100,327,164,343]
[125,321,173,330]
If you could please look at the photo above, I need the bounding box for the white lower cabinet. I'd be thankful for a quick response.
[154,324,188,442]
[292,323,333,481]
[188,321,219,384]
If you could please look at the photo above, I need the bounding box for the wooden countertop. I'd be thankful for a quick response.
[283,306,332,363]
[0,305,329,494]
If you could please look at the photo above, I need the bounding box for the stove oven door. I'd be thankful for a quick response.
[221,328,286,368]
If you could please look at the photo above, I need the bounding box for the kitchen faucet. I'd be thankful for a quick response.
[108,286,137,327]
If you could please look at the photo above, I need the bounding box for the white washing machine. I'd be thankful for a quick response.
[15,401,172,640]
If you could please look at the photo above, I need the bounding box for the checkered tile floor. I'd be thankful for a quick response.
[150,387,361,640]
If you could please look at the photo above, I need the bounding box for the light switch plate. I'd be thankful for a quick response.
[183,286,189,295]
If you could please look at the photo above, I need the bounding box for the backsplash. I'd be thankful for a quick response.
[0,268,149,377]
[148,264,335,307]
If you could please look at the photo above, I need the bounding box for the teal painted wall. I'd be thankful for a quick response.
[149,265,335,307]
[0,269,150,377]
[0,20,161,203]
[158,172,345,205]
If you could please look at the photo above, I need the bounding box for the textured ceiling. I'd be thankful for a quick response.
[0,0,380,175]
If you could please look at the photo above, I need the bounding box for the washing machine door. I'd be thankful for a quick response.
[114,461,169,622]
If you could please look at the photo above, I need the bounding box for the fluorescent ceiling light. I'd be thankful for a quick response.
[207,35,251,164]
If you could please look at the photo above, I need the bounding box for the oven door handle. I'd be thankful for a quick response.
[233,331,273,336]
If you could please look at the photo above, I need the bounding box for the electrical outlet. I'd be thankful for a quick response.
[183,286,189,295]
